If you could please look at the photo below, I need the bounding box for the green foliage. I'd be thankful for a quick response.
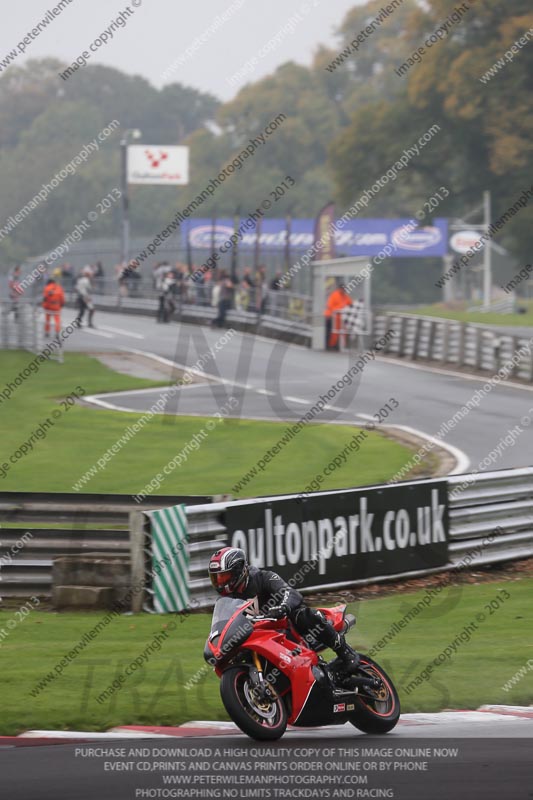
[0,60,219,263]
[1,0,532,296]
[329,0,533,271]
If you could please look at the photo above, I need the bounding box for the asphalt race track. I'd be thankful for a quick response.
[64,309,533,474]
[1,718,532,800]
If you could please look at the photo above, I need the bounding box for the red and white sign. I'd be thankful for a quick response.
[127,145,189,185]
[450,230,484,254]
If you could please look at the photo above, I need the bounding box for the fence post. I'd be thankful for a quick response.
[411,317,421,360]
[474,327,483,370]
[397,316,407,356]
[129,510,146,613]
[427,320,436,360]
[441,321,449,364]
[458,323,466,367]
[511,336,520,379]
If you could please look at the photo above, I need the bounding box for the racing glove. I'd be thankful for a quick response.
[268,604,289,619]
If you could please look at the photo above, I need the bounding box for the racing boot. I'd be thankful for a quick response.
[332,632,361,673]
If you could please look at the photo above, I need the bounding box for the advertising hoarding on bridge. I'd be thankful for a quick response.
[186,217,449,258]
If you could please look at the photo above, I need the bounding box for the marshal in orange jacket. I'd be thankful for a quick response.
[324,287,352,318]
[324,287,352,349]
[42,281,65,312]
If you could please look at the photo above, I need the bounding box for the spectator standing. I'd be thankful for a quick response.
[241,267,255,311]
[154,261,170,290]
[92,261,105,294]
[117,261,129,298]
[255,265,268,314]
[61,263,74,293]
[269,271,284,315]
[8,265,22,319]
[235,279,250,311]
[42,276,65,337]
[212,275,234,328]
[270,271,283,291]
[211,276,221,318]
[124,261,141,296]
[157,270,176,323]
[75,266,95,327]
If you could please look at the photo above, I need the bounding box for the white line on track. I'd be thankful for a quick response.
[355,412,470,474]
[81,328,114,338]
[396,425,470,474]
[86,383,205,401]
[83,396,139,412]
[88,344,470,475]
[98,325,145,339]
[119,346,265,394]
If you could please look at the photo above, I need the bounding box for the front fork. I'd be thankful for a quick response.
[248,651,278,702]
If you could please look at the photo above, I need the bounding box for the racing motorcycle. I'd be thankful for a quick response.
[203,597,400,740]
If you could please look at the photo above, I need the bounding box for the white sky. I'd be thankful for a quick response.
[3,0,365,101]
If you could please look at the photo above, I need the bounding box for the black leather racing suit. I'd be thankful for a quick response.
[229,565,345,654]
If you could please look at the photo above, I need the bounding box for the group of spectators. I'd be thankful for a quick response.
[5,257,293,330]
[148,260,289,326]
[6,262,97,331]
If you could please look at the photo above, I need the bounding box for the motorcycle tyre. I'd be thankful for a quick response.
[349,656,400,734]
[220,665,288,741]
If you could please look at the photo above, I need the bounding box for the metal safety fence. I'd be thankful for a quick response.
[0,301,41,352]
[2,468,532,606]
[373,313,533,381]
[154,467,533,610]
[0,492,210,599]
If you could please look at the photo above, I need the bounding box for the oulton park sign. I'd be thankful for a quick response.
[225,482,449,587]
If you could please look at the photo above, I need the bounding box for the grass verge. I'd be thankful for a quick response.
[1,577,530,734]
[0,351,414,496]
[404,302,533,328]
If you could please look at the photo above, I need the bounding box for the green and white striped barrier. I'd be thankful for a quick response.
[148,504,190,613]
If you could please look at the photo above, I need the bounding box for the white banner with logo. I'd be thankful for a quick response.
[128,145,189,185]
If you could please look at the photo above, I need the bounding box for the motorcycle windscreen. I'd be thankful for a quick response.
[208,597,254,656]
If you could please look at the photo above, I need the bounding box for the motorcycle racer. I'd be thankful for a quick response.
[208,546,360,672]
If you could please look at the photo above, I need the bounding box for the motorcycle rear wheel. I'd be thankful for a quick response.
[220,665,287,741]
[349,656,400,734]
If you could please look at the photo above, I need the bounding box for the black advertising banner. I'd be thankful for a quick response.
[225,481,448,588]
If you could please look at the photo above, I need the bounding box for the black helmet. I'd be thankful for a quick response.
[208,547,248,596]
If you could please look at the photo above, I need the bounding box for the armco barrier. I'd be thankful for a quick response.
[177,466,533,608]
[373,312,533,380]
[2,469,532,605]
[0,301,41,352]
[0,492,211,599]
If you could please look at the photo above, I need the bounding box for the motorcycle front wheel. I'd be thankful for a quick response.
[220,665,287,741]
[349,656,400,734]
